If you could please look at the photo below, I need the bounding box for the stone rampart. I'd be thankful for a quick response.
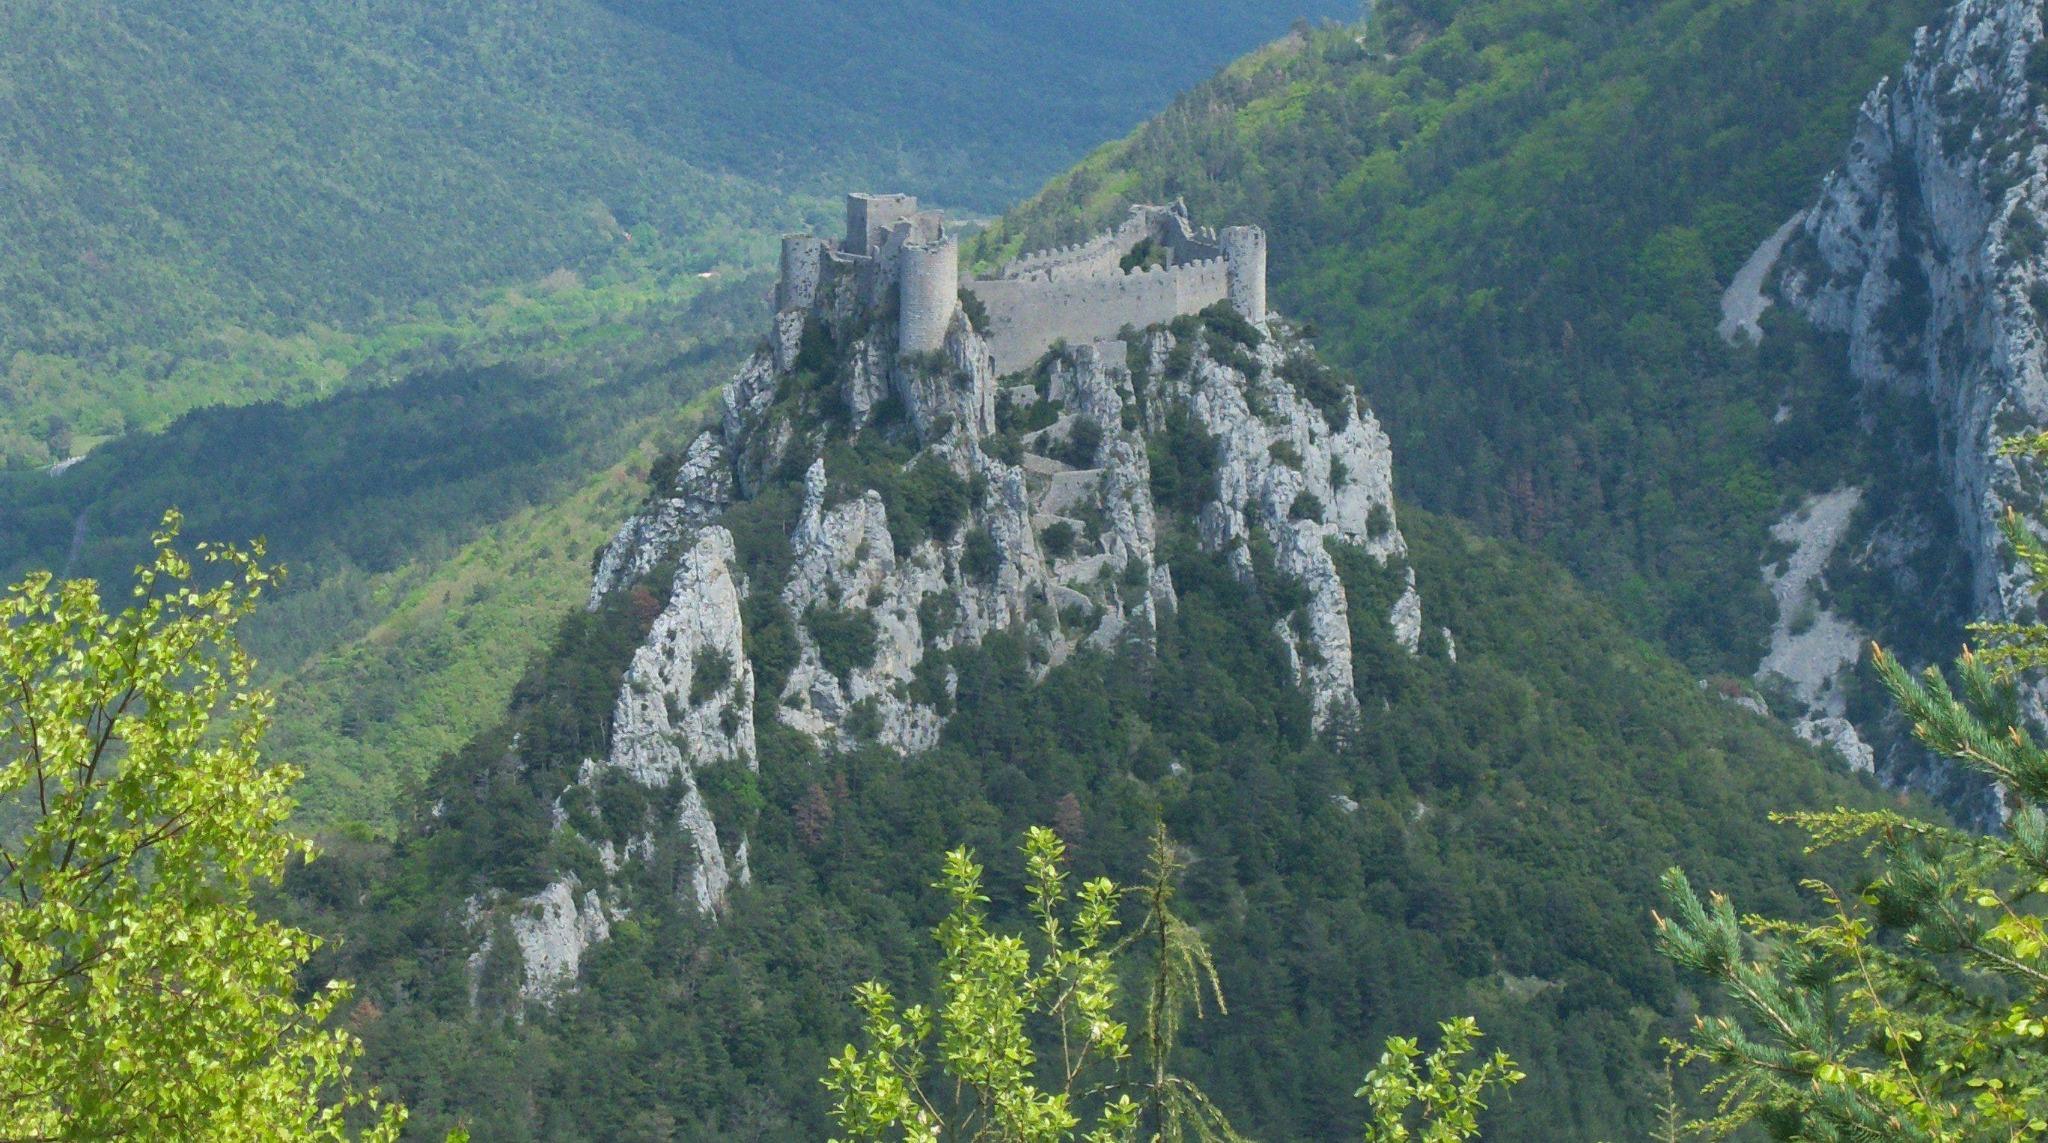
[1220,226,1266,324]
[970,257,1230,375]
[1001,214,1153,281]
[771,194,1263,377]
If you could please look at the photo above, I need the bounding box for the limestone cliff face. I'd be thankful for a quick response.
[1774,0,2048,808]
[473,246,1419,1003]
[1790,0,2048,616]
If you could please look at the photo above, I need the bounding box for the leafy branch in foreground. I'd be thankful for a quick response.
[822,824,1521,1142]
[0,511,405,1140]
[822,825,1243,1143]
[1357,1017,1524,1143]
[1658,433,2048,1139]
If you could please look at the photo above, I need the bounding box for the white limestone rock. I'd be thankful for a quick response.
[1757,489,1868,723]
[1788,0,2048,631]
[510,878,610,1005]
[491,205,1431,1000]
[1149,330,1412,726]
[777,460,951,753]
[588,432,735,606]
[464,877,612,1010]
[1780,0,2048,807]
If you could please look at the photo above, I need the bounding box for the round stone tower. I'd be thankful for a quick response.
[1221,225,1267,324]
[898,234,959,356]
[776,234,828,312]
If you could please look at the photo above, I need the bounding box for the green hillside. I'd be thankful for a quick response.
[0,1,1965,1135]
[975,0,1943,674]
[0,0,1348,467]
[0,277,760,827]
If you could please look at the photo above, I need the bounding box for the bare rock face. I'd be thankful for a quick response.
[1790,0,2048,618]
[464,876,610,1009]
[1777,0,2047,812]
[588,434,736,605]
[1152,336,1408,725]
[596,527,756,912]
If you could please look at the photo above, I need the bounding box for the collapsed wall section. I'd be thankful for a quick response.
[1000,213,1154,281]
[971,258,1229,375]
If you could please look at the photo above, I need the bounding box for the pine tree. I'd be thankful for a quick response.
[1657,434,2048,1140]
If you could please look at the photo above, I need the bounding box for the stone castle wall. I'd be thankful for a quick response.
[1220,225,1266,324]
[773,194,1261,376]
[777,235,828,312]
[846,192,919,253]
[998,205,1224,284]
[969,257,1230,374]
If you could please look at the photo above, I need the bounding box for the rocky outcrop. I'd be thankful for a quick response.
[490,202,1422,1003]
[1755,488,1876,772]
[587,433,735,605]
[595,526,756,912]
[464,876,610,1008]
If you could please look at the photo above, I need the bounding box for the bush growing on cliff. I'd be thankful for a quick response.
[805,604,880,682]
[1042,520,1079,559]
[961,526,1002,581]
[959,288,992,335]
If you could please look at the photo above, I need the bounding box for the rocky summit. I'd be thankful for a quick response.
[472,193,1419,1002]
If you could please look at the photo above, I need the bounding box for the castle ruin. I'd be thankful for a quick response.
[777,193,1268,376]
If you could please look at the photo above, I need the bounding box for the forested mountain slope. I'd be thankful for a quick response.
[0,0,1343,464]
[975,0,1942,679]
[290,213,1894,1138]
[316,413,1884,1140]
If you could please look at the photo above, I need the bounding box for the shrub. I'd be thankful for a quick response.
[957,288,991,334]
[689,648,734,705]
[1366,503,1393,538]
[805,604,879,682]
[960,527,1002,581]
[1280,352,1352,430]
[1200,300,1262,349]
[1041,520,1077,559]
[1060,415,1105,468]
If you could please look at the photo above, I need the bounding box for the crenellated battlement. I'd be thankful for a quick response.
[771,193,1266,375]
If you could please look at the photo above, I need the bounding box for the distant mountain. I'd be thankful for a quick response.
[0,0,1346,463]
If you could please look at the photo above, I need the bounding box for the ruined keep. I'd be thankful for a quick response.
[777,194,1269,375]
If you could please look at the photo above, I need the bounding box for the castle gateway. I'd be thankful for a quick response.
[776,193,1268,376]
